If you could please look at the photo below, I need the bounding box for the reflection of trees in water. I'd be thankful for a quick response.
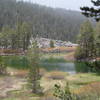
[75,62,91,73]
[41,62,76,74]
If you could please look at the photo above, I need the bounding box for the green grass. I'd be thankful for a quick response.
[0,54,100,100]
[1,72,100,100]
[2,98,18,100]
[68,73,100,90]
[1,89,40,100]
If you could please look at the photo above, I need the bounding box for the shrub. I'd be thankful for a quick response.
[50,40,54,48]
[54,82,76,100]
[54,82,100,100]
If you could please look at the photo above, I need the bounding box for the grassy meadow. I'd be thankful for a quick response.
[0,48,100,100]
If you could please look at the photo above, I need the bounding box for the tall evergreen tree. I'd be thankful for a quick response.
[0,26,16,49]
[94,21,100,56]
[15,21,22,49]
[80,0,100,22]
[75,20,95,60]
[27,41,42,94]
[19,22,32,50]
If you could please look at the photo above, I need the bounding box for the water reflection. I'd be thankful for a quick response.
[75,62,91,73]
[41,62,91,74]
[41,62,76,74]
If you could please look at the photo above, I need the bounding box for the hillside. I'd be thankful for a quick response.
[0,0,86,42]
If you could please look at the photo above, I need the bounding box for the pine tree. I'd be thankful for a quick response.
[75,20,95,60]
[15,21,22,49]
[21,22,32,51]
[27,41,42,94]
[0,26,16,49]
[94,21,100,57]
[80,0,100,22]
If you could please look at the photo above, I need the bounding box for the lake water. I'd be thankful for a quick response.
[41,62,76,74]
[41,62,90,74]
[3,56,90,74]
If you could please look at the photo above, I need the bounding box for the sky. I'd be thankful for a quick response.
[23,0,93,11]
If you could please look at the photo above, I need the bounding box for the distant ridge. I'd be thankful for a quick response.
[0,0,86,42]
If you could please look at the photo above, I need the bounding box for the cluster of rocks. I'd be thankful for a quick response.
[30,37,78,48]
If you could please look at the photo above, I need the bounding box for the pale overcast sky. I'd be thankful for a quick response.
[23,0,92,11]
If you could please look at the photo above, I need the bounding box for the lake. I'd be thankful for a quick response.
[2,56,91,74]
[41,62,90,74]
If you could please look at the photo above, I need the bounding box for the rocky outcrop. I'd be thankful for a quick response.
[30,37,78,48]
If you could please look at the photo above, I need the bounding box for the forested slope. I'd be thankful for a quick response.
[0,0,86,42]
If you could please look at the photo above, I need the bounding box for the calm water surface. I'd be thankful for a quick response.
[41,62,76,74]
[41,62,90,74]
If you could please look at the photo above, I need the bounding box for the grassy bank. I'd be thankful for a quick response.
[0,68,100,100]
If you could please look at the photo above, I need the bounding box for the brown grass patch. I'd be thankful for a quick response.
[74,82,100,95]
[40,96,56,100]
[0,49,24,55]
[45,71,68,80]
[39,68,47,77]
[7,68,28,76]
[7,68,47,77]
[41,46,77,53]
[64,52,75,61]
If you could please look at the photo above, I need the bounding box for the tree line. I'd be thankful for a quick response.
[75,20,100,60]
[0,22,32,50]
[75,0,100,71]
[0,0,86,47]
[75,0,100,61]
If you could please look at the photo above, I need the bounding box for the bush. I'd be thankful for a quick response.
[54,82,100,100]
[54,82,76,100]
[50,40,54,48]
